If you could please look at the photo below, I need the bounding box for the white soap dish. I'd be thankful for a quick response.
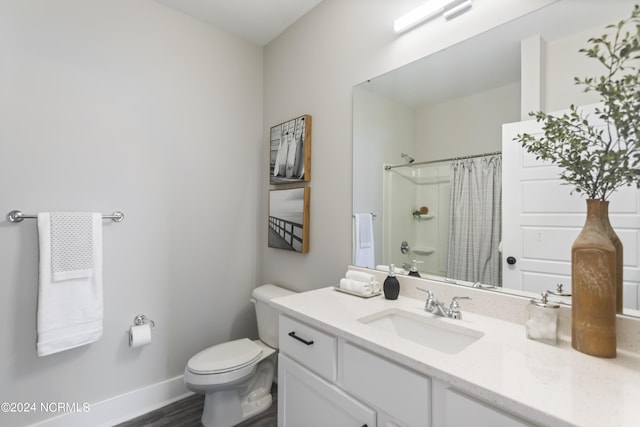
[334,286,382,298]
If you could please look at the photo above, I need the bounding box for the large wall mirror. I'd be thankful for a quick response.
[352,0,640,317]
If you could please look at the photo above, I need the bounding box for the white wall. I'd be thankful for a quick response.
[544,22,617,112]
[261,0,558,292]
[416,82,521,160]
[353,87,415,267]
[0,1,262,426]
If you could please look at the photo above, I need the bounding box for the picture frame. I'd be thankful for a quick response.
[268,187,310,253]
[269,115,311,184]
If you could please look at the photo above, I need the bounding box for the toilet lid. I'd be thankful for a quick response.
[187,338,263,375]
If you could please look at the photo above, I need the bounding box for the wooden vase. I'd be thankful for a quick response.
[571,199,617,358]
[601,206,624,313]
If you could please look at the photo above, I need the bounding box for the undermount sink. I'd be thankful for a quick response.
[358,308,484,354]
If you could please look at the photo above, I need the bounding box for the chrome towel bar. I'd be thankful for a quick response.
[6,210,125,223]
[352,213,376,219]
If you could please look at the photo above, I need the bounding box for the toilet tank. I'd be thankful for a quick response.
[252,284,295,349]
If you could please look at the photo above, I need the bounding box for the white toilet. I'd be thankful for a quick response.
[184,284,294,427]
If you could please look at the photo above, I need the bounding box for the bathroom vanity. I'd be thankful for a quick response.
[272,279,640,427]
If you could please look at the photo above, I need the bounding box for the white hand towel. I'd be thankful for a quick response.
[371,280,381,293]
[339,278,373,295]
[37,212,103,356]
[345,270,380,292]
[50,212,94,281]
[353,213,375,268]
[345,270,376,283]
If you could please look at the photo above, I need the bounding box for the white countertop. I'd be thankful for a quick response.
[271,286,640,427]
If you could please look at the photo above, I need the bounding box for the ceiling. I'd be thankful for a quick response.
[155,0,324,46]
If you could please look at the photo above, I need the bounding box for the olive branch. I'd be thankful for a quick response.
[515,5,640,201]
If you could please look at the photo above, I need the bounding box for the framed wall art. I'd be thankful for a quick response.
[269,115,311,184]
[268,187,310,253]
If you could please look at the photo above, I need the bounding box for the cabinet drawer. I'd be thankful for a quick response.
[342,342,431,427]
[279,315,337,382]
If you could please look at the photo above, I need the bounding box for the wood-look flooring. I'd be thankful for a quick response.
[114,384,277,427]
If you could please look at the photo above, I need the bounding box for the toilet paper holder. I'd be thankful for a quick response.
[133,314,155,328]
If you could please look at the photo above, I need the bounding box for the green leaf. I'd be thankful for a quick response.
[515,5,640,201]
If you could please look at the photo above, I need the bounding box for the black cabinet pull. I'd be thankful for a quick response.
[288,331,314,346]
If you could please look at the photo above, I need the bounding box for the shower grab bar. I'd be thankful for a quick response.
[6,210,125,223]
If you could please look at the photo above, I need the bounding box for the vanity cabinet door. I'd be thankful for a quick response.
[278,354,376,427]
[342,343,430,427]
[432,380,535,427]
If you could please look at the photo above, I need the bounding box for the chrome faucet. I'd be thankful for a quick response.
[472,281,497,290]
[416,287,471,319]
[447,296,471,319]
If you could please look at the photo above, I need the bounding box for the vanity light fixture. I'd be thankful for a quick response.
[393,0,473,33]
[393,1,445,33]
[443,0,473,20]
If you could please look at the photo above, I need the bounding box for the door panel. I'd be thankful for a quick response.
[502,104,640,309]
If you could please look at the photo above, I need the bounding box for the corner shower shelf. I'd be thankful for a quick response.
[413,247,435,256]
[416,214,435,221]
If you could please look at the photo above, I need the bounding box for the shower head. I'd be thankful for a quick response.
[401,153,415,164]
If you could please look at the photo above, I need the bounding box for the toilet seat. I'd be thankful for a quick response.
[183,284,294,427]
[187,338,262,376]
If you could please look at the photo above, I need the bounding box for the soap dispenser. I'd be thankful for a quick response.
[383,264,400,300]
[525,292,560,345]
[408,260,421,278]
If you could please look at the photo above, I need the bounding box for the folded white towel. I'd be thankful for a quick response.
[376,265,407,275]
[353,213,375,268]
[371,280,381,293]
[345,270,375,283]
[358,215,372,249]
[37,212,103,356]
[339,278,373,295]
[50,212,94,281]
[345,270,380,292]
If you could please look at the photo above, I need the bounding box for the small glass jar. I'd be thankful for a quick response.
[526,292,560,345]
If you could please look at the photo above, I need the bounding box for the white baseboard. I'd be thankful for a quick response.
[28,375,193,427]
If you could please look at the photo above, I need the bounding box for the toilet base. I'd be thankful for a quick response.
[200,355,275,427]
[202,390,272,427]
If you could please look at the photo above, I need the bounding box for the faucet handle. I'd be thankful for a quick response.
[450,296,471,307]
[416,286,435,301]
[416,287,436,311]
[449,296,471,319]
[416,286,432,296]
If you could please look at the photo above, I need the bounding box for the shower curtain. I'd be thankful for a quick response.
[446,155,502,286]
